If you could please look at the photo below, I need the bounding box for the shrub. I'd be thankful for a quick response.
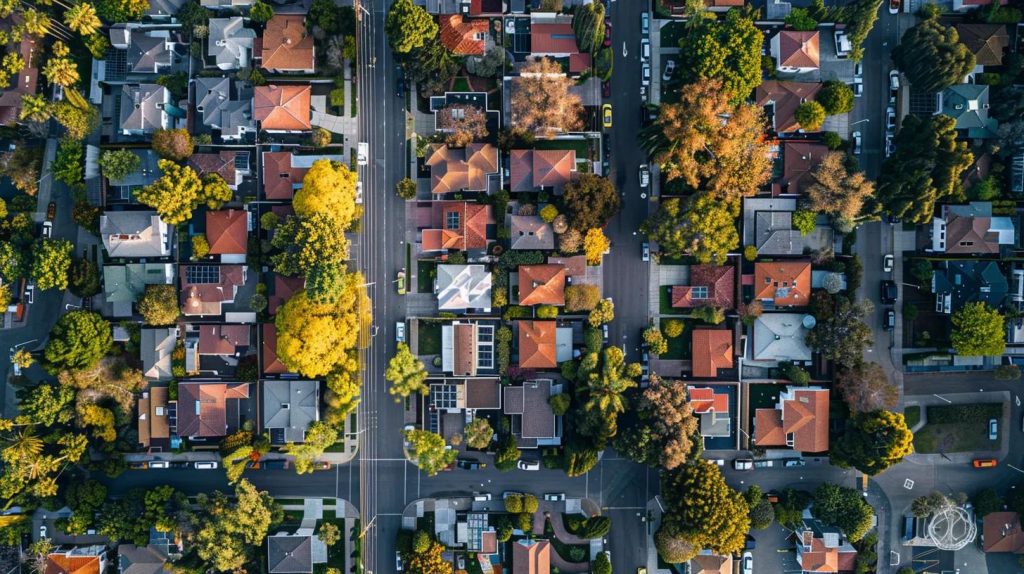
[823,131,843,150]
[549,393,570,415]
[540,204,559,223]
[568,546,586,562]
[817,80,855,115]
[576,515,611,538]
[691,306,725,325]
[995,364,1021,381]
[192,234,210,258]
[565,284,601,312]
[522,494,539,514]
[517,512,533,532]
[311,127,331,148]
[663,319,684,338]
[330,88,345,107]
[537,305,559,319]
[565,446,599,477]
[583,327,603,353]
[795,101,826,131]
[743,245,758,261]
[396,178,417,200]
[504,493,523,513]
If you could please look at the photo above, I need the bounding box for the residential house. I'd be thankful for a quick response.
[180,264,247,316]
[688,386,731,438]
[457,513,499,560]
[953,0,1009,13]
[777,141,829,196]
[745,197,834,256]
[436,264,492,312]
[138,386,170,450]
[146,0,187,19]
[441,320,498,376]
[201,0,253,8]
[127,30,175,74]
[795,520,858,573]
[424,143,499,195]
[187,324,251,373]
[268,274,304,315]
[439,14,489,56]
[101,212,173,258]
[956,23,1009,69]
[687,552,733,574]
[512,539,551,574]
[208,18,256,70]
[261,152,344,200]
[504,379,560,448]
[429,378,502,412]
[263,380,319,444]
[260,14,315,73]
[120,84,172,135]
[118,542,174,574]
[754,386,830,453]
[932,260,1008,314]
[261,323,291,375]
[189,151,245,190]
[518,264,566,306]
[418,201,495,253]
[510,215,555,250]
[691,329,733,379]
[529,15,591,75]
[754,261,812,308]
[106,149,163,202]
[0,16,37,125]
[193,77,255,141]
[939,83,998,139]
[141,327,176,381]
[175,382,251,439]
[751,313,812,362]
[755,81,822,133]
[205,210,249,262]
[670,265,735,310]
[518,320,557,369]
[103,263,174,316]
[509,149,576,193]
[983,512,1024,553]
[430,91,501,135]
[254,84,312,132]
[46,547,107,574]
[771,30,820,74]
[266,535,315,574]
[930,202,1015,255]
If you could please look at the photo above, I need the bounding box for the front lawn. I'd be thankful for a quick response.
[418,320,443,355]
[913,403,1002,453]
[661,329,689,360]
[660,21,686,48]
[659,286,681,315]
[904,406,920,428]
[417,260,437,293]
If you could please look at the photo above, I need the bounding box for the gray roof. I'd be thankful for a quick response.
[932,260,1008,314]
[120,84,170,134]
[267,536,313,574]
[752,313,812,362]
[118,544,170,574]
[109,149,162,188]
[201,0,253,7]
[700,411,731,437]
[194,77,255,139]
[128,33,172,73]
[141,328,177,382]
[263,380,319,444]
[104,263,174,316]
[509,215,555,250]
[941,84,998,138]
[436,264,492,311]
[146,0,187,17]
[208,18,256,70]
[101,211,172,258]
[754,210,834,256]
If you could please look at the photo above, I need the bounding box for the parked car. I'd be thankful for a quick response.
[602,104,613,129]
[396,553,404,571]
[973,458,997,468]
[604,22,612,47]
[711,459,725,466]
[396,270,406,295]
[39,525,47,540]
[24,284,33,305]
[642,242,650,262]
[193,461,219,470]
[886,107,897,130]
[883,254,894,272]
[641,12,649,35]
[741,552,753,574]
[889,0,900,13]
[880,280,897,304]
[457,458,487,470]
[396,77,405,98]
[640,38,650,62]
[639,164,650,188]
[662,59,676,82]
[46,201,56,220]
[41,221,52,238]
[641,63,651,86]
[890,70,900,92]
[517,459,540,471]
[602,81,611,98]
[170,461,189,469]
[783,459,805,467]
[149,461,169,469]
[852,131,862,155]
[314,461,331,470]
[885,134,895,157]
[733,459,753,470]
[543,493,565,501]
[852,81,863,98]
[129,461,148,470]
[396,321,406,343]
[355,181,363,204]
[602,323,609,342]
[473,493,492,502]
[886,309,896,330]
[989,418,998,440]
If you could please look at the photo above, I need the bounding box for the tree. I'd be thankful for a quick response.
[974,488,1003,518]
[437,105,488,147]
[912,491,951,517]
[835,362,898,414]
[194,480,279,572]
[23,9,50,38]
[952,302,1005,356]
[817,80,854,115]
[494,433,520,471]
[99,149,141,181]
[663,319,685,338]
[52,101,98,140]
[42,55,78,88]
[564,284,600,313]
[249,0,274,23]
[643,326,668,355]
[58,357,145,412]
[404,429,456,476]
[276,278,371,378]
[404,539,449,574]
[677,10,763,102]
[784,7,818,31]
[406,41,460,97]
[200,174,233,209]
[318,522,340,546]
[658,461,750,563]
[53,139,84,190]
[69,258,101,298]
[549,393,570,415]
[616,375,698,469]
[511,57,584,138]
[576,347,639,443]
[583,228,610,265]
[44,311,112,373]
[588,298,615,327]
[64,3,101,35]
[464,418,493,449]
[293,159,359,227]
[385,0,437,54]
[894,14,975,93]
[805,293,873,369]
[559,228,583,254]
[831,410,914,476]
[19,94,49,123]
[310,126,332,148]
[386,343,429,401]
[151,128,194,161]
[0,145,41,196]
[472,46,505,78]
[642,195,739,265]
[135,161,202,225]
[563,173,620,231]
[813,483,875,542]
[691,305,725,325]
[138,284,180,326]
[805,152,874,221]
[284,421,338,474]
[396,178,417,200]
[32,239,73,291]
[572,1,605,52]
[97,0,150,22]
[192,234,210,259]
[795,101,826,131]
[271,214,350,277]
[792,210,817,236]
[745,486,775,530]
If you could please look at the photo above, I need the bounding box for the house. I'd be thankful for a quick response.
[518,320,557,369]
[118,543,173,574]
[518,264,566,306]
[509,149,576,193]
[208,18,256,70]
[691,329,733,379]
[206,210,248,261]
[670,265,735,310]
[795,520,858,573]
[46,547,107,574]
[755,386,830,453]
[932,260,1008,314]
[196,324,250,356]
[261,324,290,375]
[504,379,560,448]
[138,386,170,450]
[752,313,812,362]
[194,77,255,141]
[101,212,173,258]
[266,535,313,574]
[120,84,172,135]
[189,151,244,190]
[261,14,315,73]
[956,23,1009,68]
[175,382,250,439]
[264,380,319,444]
[510,215,555,250]
[771,30,820,73]
[754,261,812,307]
[106,149,163,202]
[180,264,247,316]
[441,321,498,376]
[512,539,551,574]
[953,0,1009,13]
[424,143,499,194]
[146,0,187,19]
[254,84,312,132]
[0,16,37,125]
[261,152,344,200]
[436,264,492,311]
[268,274,303,315]
[429,378,502,412]
[141,328,176,381]
[755,81,822,133]
[778,141,829,196]
[185,324,252,374]
[103,263,174,316]
[930,202,1015,255]
[430,91,501,135]
[419,201,495,252]
[457,513,499,558]
[201,0,252,8]
[687,386,731,438]
[529,16,591,74]
[127,30,175,74]
[983,512,1024,553]
[939,84,998,139]
[687,552,733,574]
[438,14,489,56]
[746,197,834,256]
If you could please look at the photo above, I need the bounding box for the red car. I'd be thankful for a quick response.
[603,23,611,47]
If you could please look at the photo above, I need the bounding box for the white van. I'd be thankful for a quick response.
[149,461,169,469]
[640,39,650,62]
[193,461,219,470]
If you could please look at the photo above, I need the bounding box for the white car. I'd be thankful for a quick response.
[733,459,753,471]
[662,60,676,82]
[852,131,862,155]
[883,254,894,273]
[543,493,565,501]
[854,62,863,79]
[890,70,900,92]
[742,551,753,574]
[517,460,540,471]
[638,164,650,188]
[41,221,52,238]
[640,39,650,62]
[886,107,897,130]
[149,460,169,469]
[193,461,219,470]
[396,322,406,343]
[989,419,998,440]
[641,63,651,86]
[357,142,369,166]
[39,525,47,540]
[852,81,863,98]
[355,181,364,204]
[885,135,895,157]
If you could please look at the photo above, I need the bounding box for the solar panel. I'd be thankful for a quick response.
[186,265,220,284]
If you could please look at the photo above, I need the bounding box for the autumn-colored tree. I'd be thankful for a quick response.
[64,3,102,35]
[558,228,583,254]
[59,357,146,412]
[587,298,614,327]
[404,429,457,476]
[658,461,750,562]
[43,57,78,87]
[385,343,429,401]
[642,195,739,265]
[22,9,50,37]
[200,173,233,209]
[583,228,609,265]
[151,128,194,160]
[835,362,898,414]
[31,239,73,291]
[616,375,698,470]
[135,161,202,225]
[0,146,40,195]
[293,159,358,227]
[643,325,668,355]
[511,57,584,138]
[52,101,98,140]
[831,410,914,476]
[76,403,116,442]
[18,94,49,123]
[270,213,351,276]
[404,539,449,574]
[563,173,620,231]
[805,152,875,222]
[663,319,685,338]
[138,284,180,326]
[564,284,601,312]
[464,417,493,449]
[396,178,417,200]
[437,105,489,147]
[283,421,338,474]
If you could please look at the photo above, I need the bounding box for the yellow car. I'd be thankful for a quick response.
[602,104,612,129]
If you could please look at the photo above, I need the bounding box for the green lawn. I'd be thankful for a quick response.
[913,422,999,454]
[453,77,471,92]
[418,320,443,355]
[904,406,921,428]
[661,326,689,360]
[660,21,686,48]
[323,519,347,569]
[417,260,437,293]
[659,286,681,315]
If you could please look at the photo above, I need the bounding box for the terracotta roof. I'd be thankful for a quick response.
[254,85,311,131]
[956,23,1009,66]
[691,330,733,378]
[180,264,245,316]
[263,152,308,200]
[422,201,494,251]
[269,274,304,315]
[754,261,812,306]
[777,31,819,69]
[755,387,829,453]
[438,14,488,56]
[671,265,735,309]
[45,554,101,574]
[519,320,557,369]
[780,141,829,195]
[261,14,314,71]
[197,324,250,355]
[984,512,1024,553]
[800,531,839,572]
[755,81,823,133]
[453,322,478,376]
[688,387,729,414]
[531,22,579,54]
[513,540,550,574]
[568,52,592,73]
[176,382,250,438]
[425,143,499,194]
[509,149,576,192]
[262,323,289,374]
[519,264,566,306]
[945,215,1003,254]
[206,209,248,255]
[688,554,733,574]
[188,151,237,186]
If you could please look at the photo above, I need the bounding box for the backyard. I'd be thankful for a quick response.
[418,320,443,355]
[913,403,1003,454]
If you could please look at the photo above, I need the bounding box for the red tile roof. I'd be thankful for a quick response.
[45,554,101,574]
[755,81,823,133]
[984,512,1024,553]
[509,149,576,192]
[691,330,733,378]
[180,264,245,316]
[269,274,303,315]
[568,52,592,73]
[519,320,557,369]
[519,264,566,306]
[512,539,551,574]
[438,14,488,56]
[688,387,729,414]
[189,151,238,186]
[176,382,250,438]
[261,14,314,71]
[755,388,829,453]
[0,16,38,125]
[531,22,580,54]
[777,31,820,69]
[206,209,248,255]
[254,84,311,131]
[754,261,812,306]
[452,322,478,376]
[671,265,735,309]
[421,201,494,251]
[425,143,499,194]
[780,141,829,195]
[262,323,289,374]
[469,0,503,15]
[197,324,251,355]
[263,152,309,200]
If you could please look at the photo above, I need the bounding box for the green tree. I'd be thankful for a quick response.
[308,0,339,33]
[663,319,685,338]
[658,461,750,563]
[396,177,417,199]
[564,445,599,477]
[812,483,875,542]
[464,418,493,449]
[305,263,347,305]
[69,258,101,298]
[52,139,84,190]
[817,80,855,115]
[135,161,202,225]
[784,7,818,31]
[284,421,338,474]
[795,101,826,131]
[194,480,280,572]
[494,433,520,471]
[32,239,73,291]
[643,325,668,355]
[271,214,351,276]
[974,488,1003,518]
[745,486,775,530]
[642,195,739,265]
[200,173,233,209]
[99,149,141,181]
[318,522,341,546]
[562,173,620,232]
[614,375,698,470]
[592,552,612,574]
[831,410,914,476]
[792,210,817,235]
[576,346,639,443]
[404,429,457,476]
[52,101,99,140]
[249,0,274,23]
[951,302,1005,356]
[44,311,112,373]
[385,0,438,54]
[805,293,874,369]
[84,33,110,59]
[893,14,975,93]
[151,128,194,161]
[385,343,429,401]
[588,298,615,327]
[677,9,763,102]
[137,284,180,326]
[691,305,725,325]
[571,1,605,52]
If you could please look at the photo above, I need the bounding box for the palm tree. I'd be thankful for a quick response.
[43,56,79,87]
[3,427,43,461]
[18,94,50,123]
[21,9,51,38]
[64,3,101,35]
[579,347,637,417]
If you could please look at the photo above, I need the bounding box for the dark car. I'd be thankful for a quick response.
[602,81,611,98]
[396,77,405,98]
[745,535,756,550]
[880,280,897,304]
[261,459,291,469]
[46,202,56,221]
[456,458,487,470]
[886,309,896,330]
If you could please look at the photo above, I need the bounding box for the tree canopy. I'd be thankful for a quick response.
[951,302,1005,356]
[151,128,194,161]
[812,483,875,542]
[293,159,359,228]
[657,461,750,563]
[676,9,763,102]
[615,375,699,470]
[835,362,899,414]
[562,174,620,232]
[893,14,975,93]
[511,57,584,138]
[641,195,739,264]
[805,292,874,369]
[386,343,429,401]
[574,346,639,444]
[99,149,141,181]
[436,105,488,147]
[572,1,605,52]
[831,410,914,476]
[32,239,73,291]
[404,429,457,476]
[385,0,438,54]
[137,284,180,326]
[134,161,203,225]
[805,151,874,222]
[44,311,112,373]
[194,480,281,572]
[817,80,855,115]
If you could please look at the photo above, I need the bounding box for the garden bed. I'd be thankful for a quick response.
[543,519,589,563]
